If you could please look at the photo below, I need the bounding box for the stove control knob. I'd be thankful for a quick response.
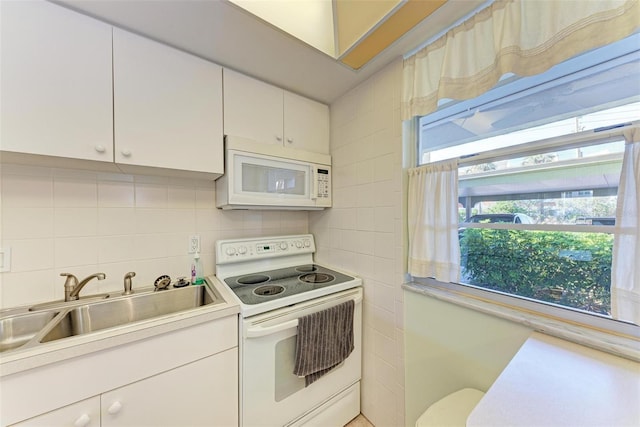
[225,247,236,256]
[279,242,288,250]
[303,239,311,248]
[238,246,247,255]
[295,241,302,248]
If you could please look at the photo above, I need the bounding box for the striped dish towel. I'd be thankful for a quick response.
[293,300,355,386]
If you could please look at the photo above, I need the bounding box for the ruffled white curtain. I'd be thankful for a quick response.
[407,159,460,282]
[402,0,639,119]
[611,128,640,325]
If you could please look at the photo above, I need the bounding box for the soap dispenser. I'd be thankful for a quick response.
[192,251,204,285]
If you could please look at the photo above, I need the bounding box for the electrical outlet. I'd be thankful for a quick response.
[188,235,200,254]
[0,247,11,272]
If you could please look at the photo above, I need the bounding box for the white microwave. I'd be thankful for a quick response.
[216,137,332,210]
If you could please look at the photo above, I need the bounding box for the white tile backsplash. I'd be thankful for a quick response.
[2,174,53,207]
[53,177,97,207]
[55,237,99,268]
[135,183,168,208]
[8,238,55,272]
[54,207,97,237]
[98,181,135,207]
[2,207,54,239]
[1,165,308,308]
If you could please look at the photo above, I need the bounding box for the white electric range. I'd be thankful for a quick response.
[213,234,362,427]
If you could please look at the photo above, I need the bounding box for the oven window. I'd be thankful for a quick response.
[275,336,305,402]
[242,163,306,195]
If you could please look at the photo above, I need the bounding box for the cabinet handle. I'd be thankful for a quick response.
[95,145,106,153]
[74,414,91,427]
[107,401,123,415]
[120,149,132,157]
[286,138,293,143]
[275,135,282,142]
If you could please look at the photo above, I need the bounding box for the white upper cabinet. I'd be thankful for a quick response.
[223,68,284,147]
[223,69,330,154]
[0,0,113,162]
[283,91,330,155]
[113,29,224,176]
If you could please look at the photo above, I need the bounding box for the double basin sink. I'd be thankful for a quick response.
[0,284,222,354]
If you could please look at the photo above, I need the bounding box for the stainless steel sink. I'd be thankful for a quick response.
[28,293,110,312]
[0,283,223,353]
[41,285,218,343]
[0,310,59,352]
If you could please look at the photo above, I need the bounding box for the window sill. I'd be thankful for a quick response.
[403,279,640,362]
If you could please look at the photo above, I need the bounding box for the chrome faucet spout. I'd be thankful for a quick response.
[62,272,106,301]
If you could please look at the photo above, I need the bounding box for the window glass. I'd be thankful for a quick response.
[417,35,640,324]
[456,135,624,317]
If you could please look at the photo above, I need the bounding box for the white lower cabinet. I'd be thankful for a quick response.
[101,350,238,427]
[2,317,238,427]
[10,397,100,427]
[11,352,237,427]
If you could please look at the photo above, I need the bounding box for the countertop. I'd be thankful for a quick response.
[0,276,240,377]
[467,332,640,426]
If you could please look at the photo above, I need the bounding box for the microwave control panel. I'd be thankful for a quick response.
[317,168,330,199]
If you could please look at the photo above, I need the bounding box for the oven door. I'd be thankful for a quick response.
[240,288,362,427]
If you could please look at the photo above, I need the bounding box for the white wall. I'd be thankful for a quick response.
[310,59,405,426]
[404,290,532,426]
[0,163,308,308]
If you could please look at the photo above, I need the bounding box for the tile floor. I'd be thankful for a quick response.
[345,414,375,427]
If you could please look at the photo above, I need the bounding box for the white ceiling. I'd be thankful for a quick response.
[54,0,484,105]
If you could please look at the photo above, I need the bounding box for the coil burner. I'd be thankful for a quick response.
[295,264,318,273]
[237,275,270,285]
[253,285,285,296]
[299,273,335,284]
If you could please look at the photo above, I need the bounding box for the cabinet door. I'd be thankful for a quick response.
[283,91,330,154]
[101,348,238,427]
[113,29,223,175]
[10,396,100,427]
[223,68,284,146]
[0,0,113,162]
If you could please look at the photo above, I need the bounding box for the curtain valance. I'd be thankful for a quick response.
[402,0,639,120]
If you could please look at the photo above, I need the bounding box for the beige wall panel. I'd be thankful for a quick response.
[336,0,401,55]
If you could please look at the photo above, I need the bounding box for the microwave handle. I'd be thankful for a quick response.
[311,167,318,200]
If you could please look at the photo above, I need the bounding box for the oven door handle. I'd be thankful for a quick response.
[246,319,299,338]
[246,295,362,338]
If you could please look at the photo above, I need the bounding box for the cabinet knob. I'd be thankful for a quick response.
[95,145,106,153]
[121,149,132,157]
[275,135,282,142]
[286,138,293,143]
[107,401,123,415]
[74,414,91,427]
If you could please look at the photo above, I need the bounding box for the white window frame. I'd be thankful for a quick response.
[413,123,640,341]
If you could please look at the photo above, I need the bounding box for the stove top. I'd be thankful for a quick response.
[215,234,362,317]
[223,264,356,305]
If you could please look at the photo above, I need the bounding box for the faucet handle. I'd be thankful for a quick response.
[60,272,78,286]
[61,273,79,302]
[123,272,136,295]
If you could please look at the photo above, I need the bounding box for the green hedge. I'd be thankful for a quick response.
[459,228,612,315]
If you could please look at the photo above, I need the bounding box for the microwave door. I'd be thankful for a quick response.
[232,154,313,206]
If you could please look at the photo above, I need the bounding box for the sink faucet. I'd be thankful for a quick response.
[61,272,106,301]
[123,272,136,295]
